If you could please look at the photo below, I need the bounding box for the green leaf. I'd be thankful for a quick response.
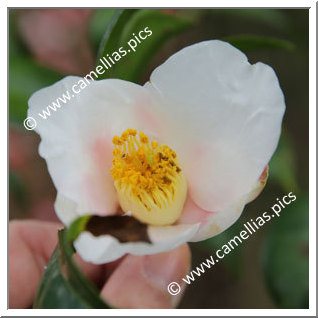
[222,35,295,52]
[261,194,309,308]
[96,9,192,83]
[9,9,29,59]
[269,133,300,193]
[9,171,27,207]
[34,229,110,309]
[196,218,244,278]
[211,9,290,32]
[67,215,92,242]
[96,9,137,65]
[9,57,62,123]
[9,10,62,124]
[89,9,118,50]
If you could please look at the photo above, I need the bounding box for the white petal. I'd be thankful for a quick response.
[245,165,268,203]
[28,77,152,221]
[190,194,247,242]
[190,167,268,242]
[145,40,285,212]
[54,193,79,226]
[74,223,199,264]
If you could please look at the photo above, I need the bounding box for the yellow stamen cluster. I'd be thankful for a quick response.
[111,129,187,226]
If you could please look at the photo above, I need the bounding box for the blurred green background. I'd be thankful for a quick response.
[9,8,309,309]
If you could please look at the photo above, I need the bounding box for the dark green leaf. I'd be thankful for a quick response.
[9,9,62,124]
[196,218,244,278]
[67,215,92,242]
[9,57,62,123]
[96,9,192,82]
[96,9,137,63]
[89,9,118,50]
[9,171,27,207]
[34,229,110,309]
[261,194,309,308]
[223,35,295,52]
[269,133,300,193]
[211,9,290,32]
[9,9,29,59]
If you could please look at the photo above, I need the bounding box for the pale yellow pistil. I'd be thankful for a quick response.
[111,129,187,226]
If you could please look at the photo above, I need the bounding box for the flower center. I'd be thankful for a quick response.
[111,129,187,226]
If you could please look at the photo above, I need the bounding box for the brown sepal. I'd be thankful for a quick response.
[85,215,151,243]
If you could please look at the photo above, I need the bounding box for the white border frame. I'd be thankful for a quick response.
[3,1,316,316]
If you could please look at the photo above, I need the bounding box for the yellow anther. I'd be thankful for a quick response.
[126,128,137,136]
[112,136,122,145]
[139,131,149,144]
[151,140,158,149]
[111,129,187,226]
[113,148,121,156]
[121,130,130,141]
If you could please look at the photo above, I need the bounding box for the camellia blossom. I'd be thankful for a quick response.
[28,40,285,264]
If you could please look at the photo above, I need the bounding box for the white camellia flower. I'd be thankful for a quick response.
[28,40,285,264]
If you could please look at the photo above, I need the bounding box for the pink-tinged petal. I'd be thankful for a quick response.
[28,77,154,224]
[189,166,269,242]
[80,134,117,215]
[177,194,215,226]
[146,40,285,213]
[134,102,163,138]
[190,195,247,242]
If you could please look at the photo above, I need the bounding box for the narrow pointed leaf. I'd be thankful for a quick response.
[34,229,110,309]
[261,195,309,308]
[223,35,295,52]
[96,9,192,83]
